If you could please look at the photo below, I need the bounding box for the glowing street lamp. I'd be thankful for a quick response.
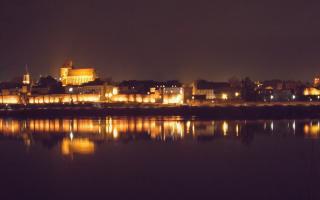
[222,93,228,100]
[270,95,274,100]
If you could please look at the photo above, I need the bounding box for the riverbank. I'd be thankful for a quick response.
[1,102,320,119]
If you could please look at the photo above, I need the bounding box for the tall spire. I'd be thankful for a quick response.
[23,64,30,85]
[25,64,29,74]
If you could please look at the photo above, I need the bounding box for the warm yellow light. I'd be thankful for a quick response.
[222,93,228,100]
[222,121,228,136]
[0,96,20,104]
[136,96,143,103]
[23,73,30,85]
[186,121,191,134]
[304,124,320,137]
[162,94,183,104]
[61,138,95,155]
[150,87,156,93]
[112,87,118,95]
[236,124,239,136]
[304,88,320,96]
[235,92,240,97]
[60,63,96,86]
[106,93,112,98]
[113,128,119,139]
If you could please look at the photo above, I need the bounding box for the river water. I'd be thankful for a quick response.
[0,117,319,199]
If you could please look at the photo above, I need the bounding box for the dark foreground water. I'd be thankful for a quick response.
[0,116,320,200]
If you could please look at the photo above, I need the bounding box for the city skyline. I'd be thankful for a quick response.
[0,59,317,83]
[1,2,320,200]
[1,1,320,81]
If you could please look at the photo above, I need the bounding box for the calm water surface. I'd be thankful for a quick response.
[0,116,319,200]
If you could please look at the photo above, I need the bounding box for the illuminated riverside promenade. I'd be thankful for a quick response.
[0,117,318,156]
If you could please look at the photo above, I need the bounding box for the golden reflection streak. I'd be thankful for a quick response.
[222,121,228,136]
[236,124,239,137]
[61,138,95,155]
[0,118,253,144]
[304,123,320,138]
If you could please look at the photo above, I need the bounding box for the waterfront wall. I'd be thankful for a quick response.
[0,95,20,104]
[0,93,184,105]
[28,94,101,104]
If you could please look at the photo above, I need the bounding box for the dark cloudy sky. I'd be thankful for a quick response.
[0,0,320,82]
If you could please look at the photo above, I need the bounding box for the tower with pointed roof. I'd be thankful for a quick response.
[23,65,30,85]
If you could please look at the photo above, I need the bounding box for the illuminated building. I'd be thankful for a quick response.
[115,80,184,104]
[0,95,20,104]
[22,64,31,86]
[257,80,302,101]
[192,80,230,100]
[28,94,101,104]
[156,87,184,104]
[60,60,96,86]
[303,87,320,96]
[314,76,320,87]
[192,80,215,100]
[105,86,119,101]
[183,85,193,103]
[65,79,118,102]
[22,71,30,85]
[110,88,183,104]
[303,77,320,98]
[0,81,23,104]
[192,80,239,102]
[111,93,157,103]
[152,81,184,104]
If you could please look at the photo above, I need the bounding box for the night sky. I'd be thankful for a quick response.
[1,0,320,82]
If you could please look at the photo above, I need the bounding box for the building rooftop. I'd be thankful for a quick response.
[195,80,230,90]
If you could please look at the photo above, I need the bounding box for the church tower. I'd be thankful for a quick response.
[59,60,96,86]
[23,65,30,85]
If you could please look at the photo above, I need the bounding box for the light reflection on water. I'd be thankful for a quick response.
[0,117,319,156]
